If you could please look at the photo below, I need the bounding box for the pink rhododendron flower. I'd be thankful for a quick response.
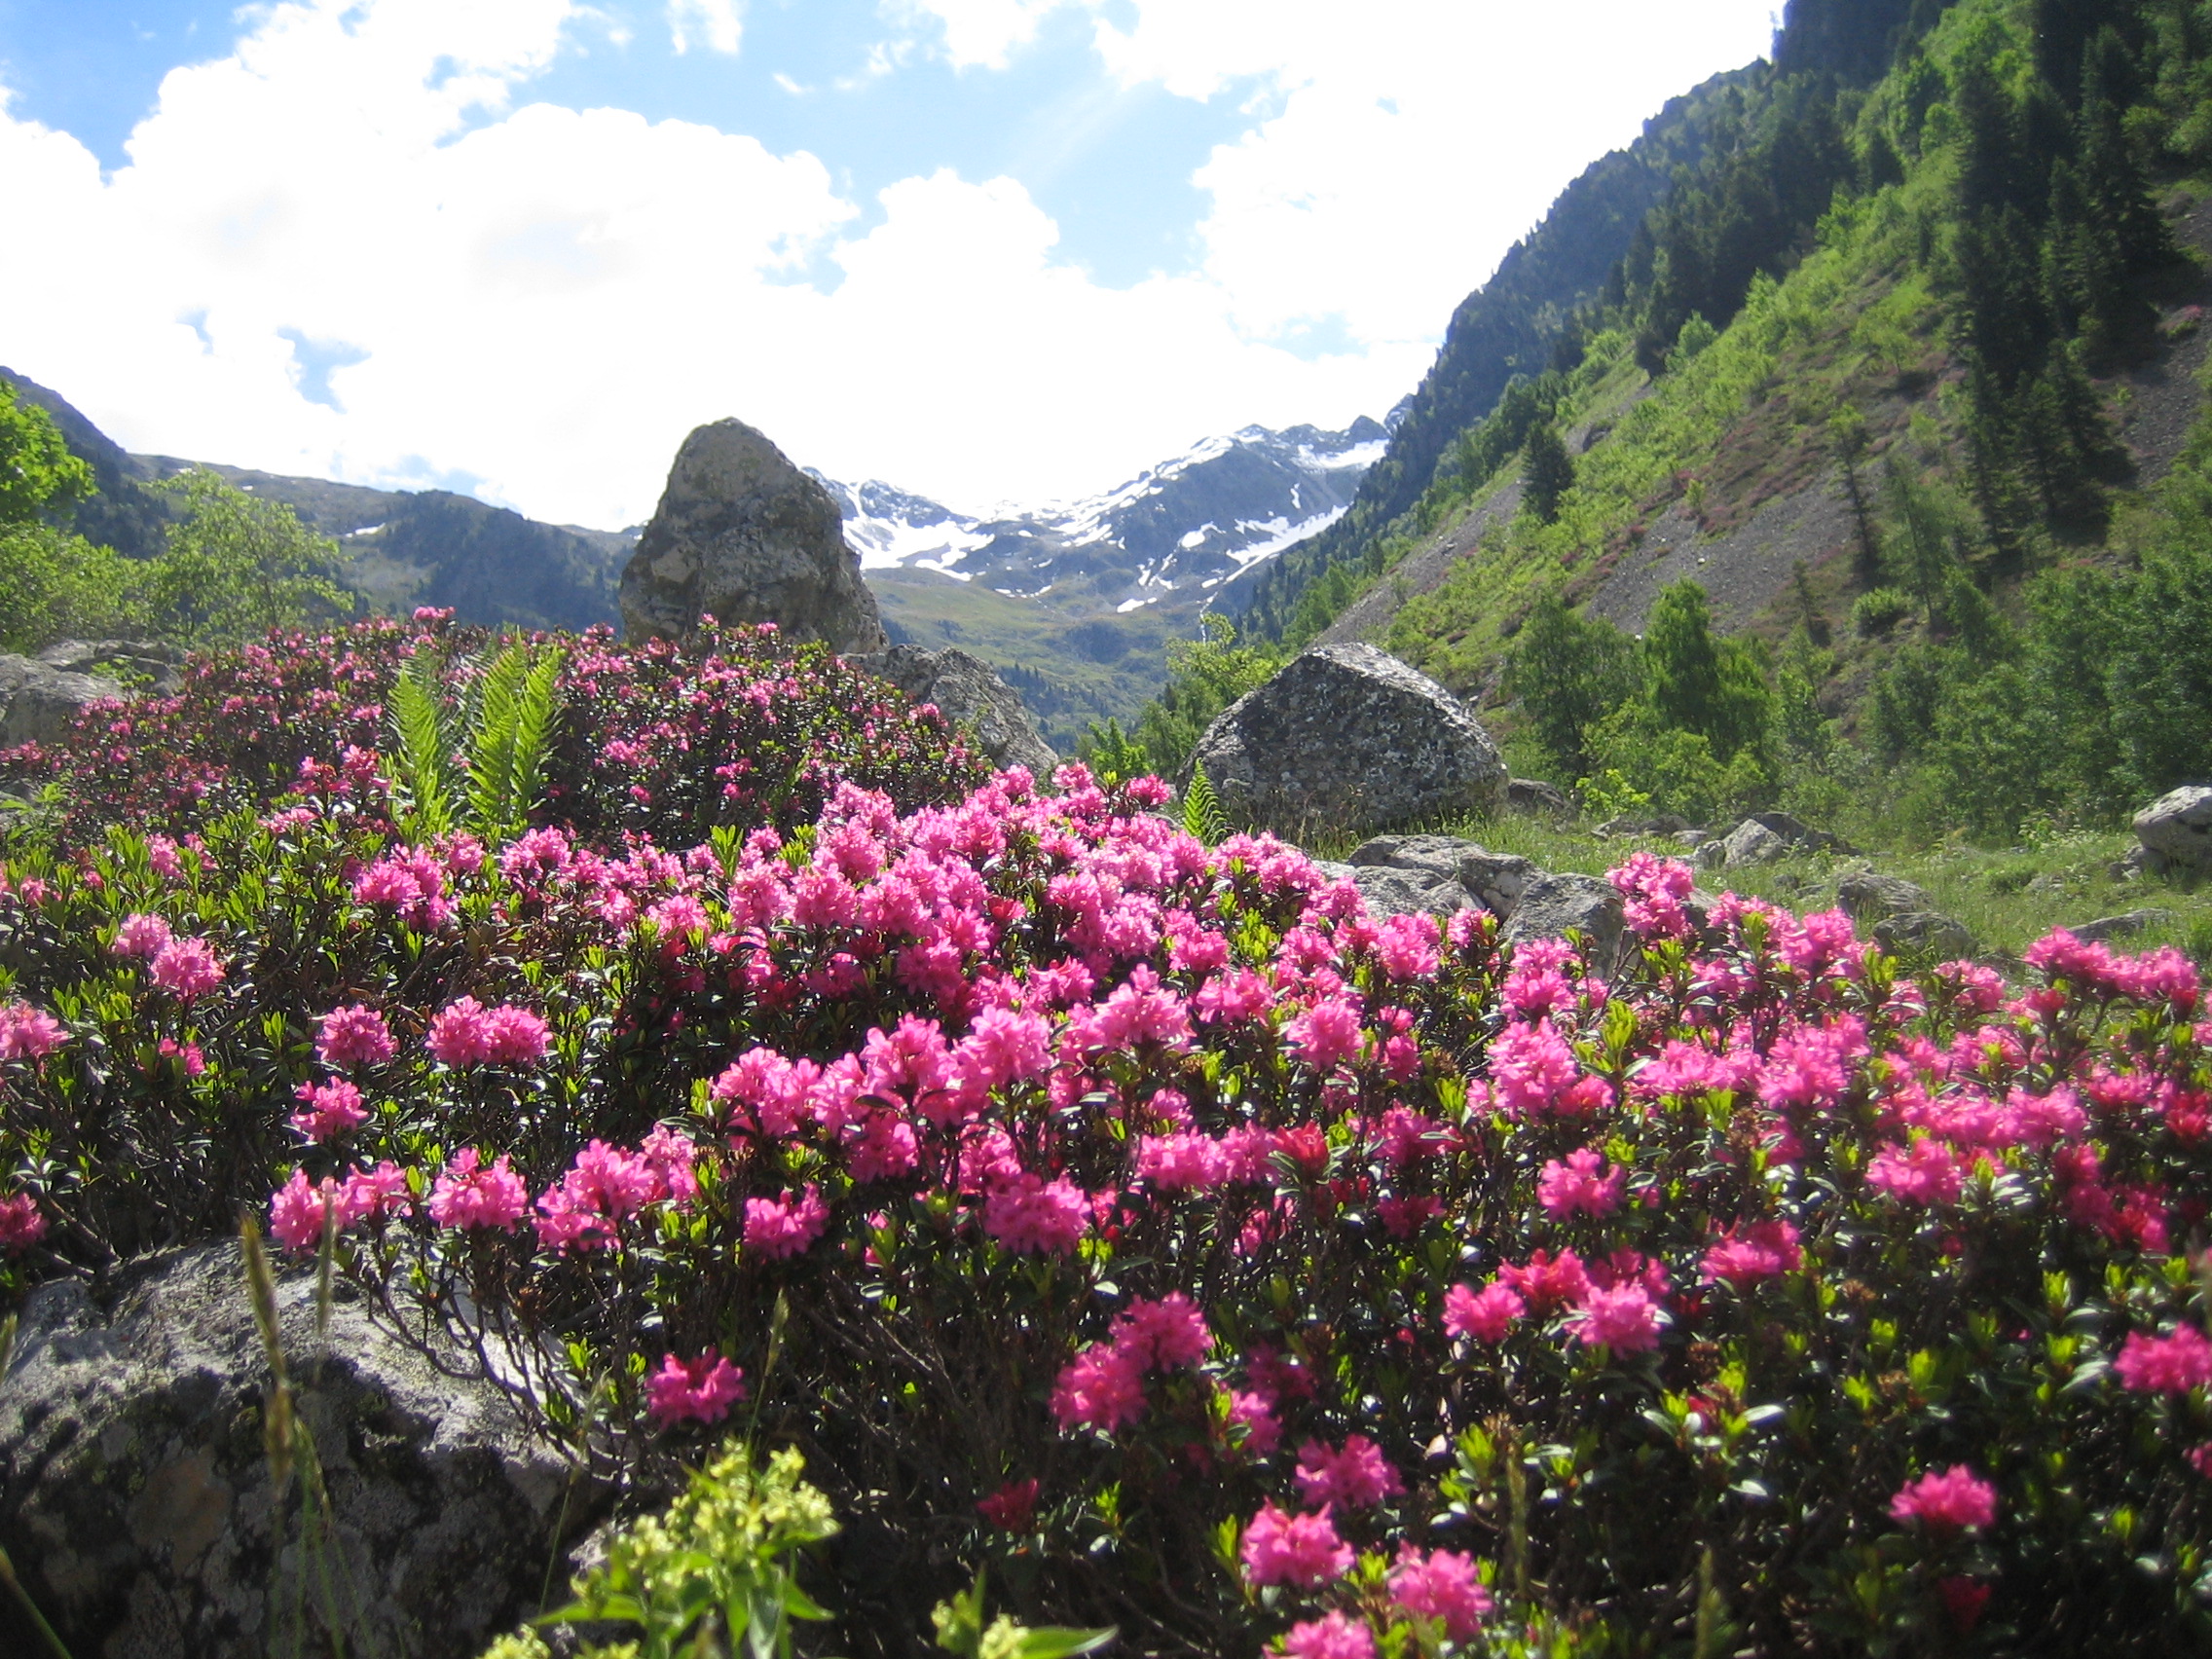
[427,1149,529,1232]
[744,1185,830,1259]
[2114,1325,2212,1394]
[290,1078,369,1142]
[1700,1220,1803,1289]
[1490,1020,1612,1117]
[0,1002,68,1061]
[149,937,226,999]
[977,1479,1039,1530]
[645,1350,748,1426]
[112,912,172,958]
[1889,1465,1997,1535]
[1537,1147,1626,1218]
[1051,1344,1148,1434]
[1866,1137,1964,1206]
[1568,1283,1664,1353]
[0,1191,46,1253]
[1240,1500,1353,1587]
[983,1174,1089,1256]
[1500,1248,1592,1313]
[1278,1611,1374,1659]
[426,998,550,1067]
[1284,996,1363,1072]
[1388,1543,1493,1641]
[316,1005,395,1069]
[1294,1435,1402,1509]
[1113,1293,1211,1371]
[1444,1280,1526,1342]
[1136,1132,1226,1193]
[1228,1389,1282,1455]
[269,1164,405,1253]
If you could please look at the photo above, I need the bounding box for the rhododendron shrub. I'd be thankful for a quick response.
[0,740,2209,1653]
[0,613,985,845]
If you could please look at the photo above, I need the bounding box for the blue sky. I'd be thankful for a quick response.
[0,2,1779,525]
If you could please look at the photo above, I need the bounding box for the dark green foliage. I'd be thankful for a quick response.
[1642,579,1773,762]
[1077,614,1276,783]
[1520,424,1576,525]
[0,380,91,528]
[1503,591,1640,779]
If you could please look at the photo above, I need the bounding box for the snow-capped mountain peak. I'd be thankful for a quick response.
[816,416,1385,617]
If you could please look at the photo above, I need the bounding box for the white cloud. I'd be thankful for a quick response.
[0,0,1778,526]
[893,0,1066,69]
[1091,0,1777,350]
[667,0,744,56]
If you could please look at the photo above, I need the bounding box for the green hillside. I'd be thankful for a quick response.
[1210,0,2212,849]
[870,568,1188,753]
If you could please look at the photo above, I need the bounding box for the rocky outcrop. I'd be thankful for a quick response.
[1697,811,1844,871]
[1501,873,1627,972]
[0,652,128,747]
[1873,910,1976,959]
[0,1244,583,1659]
[1505,778,1573,818]
[2130,786,2212,874]
[1835,871,1936,925]
[619,419,887,654]
[852,645,1057,776]
[1348,834,1541,918]
[2069,907,2180,943]
[1187,645,1506,836]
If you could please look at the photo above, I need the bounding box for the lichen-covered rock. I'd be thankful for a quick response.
[619,419,887,653]
[2068,908,2179,943]
[0,1244,584,1659]
[0,652,127,747]
[1505,778,1573,818]
[1835,871,1936,925]
[1187,645,1505,836]
[1500,873,1626,973]
[35,637,186,694]
[1873,909,1976,960]
[851,645,1056,776]
[1347,834,1541,919]
[2132,786,2212,871]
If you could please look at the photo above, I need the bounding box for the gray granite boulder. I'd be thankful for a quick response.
[1873,910,1976,959]
[2132,786,2212,873]
[1348,833,1541,918]
[1835,871,1936,925]
[1187,644,1506,836]
[2069,907,2179,943]
[1500,872,1626,972]
[0,1244,584,1659]
[1505,778,1573,818]
[0,653,127,747]
[853,644,1057,775]
[620,418,887,653]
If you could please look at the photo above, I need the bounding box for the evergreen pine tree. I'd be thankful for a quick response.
[1522,424,1576,525]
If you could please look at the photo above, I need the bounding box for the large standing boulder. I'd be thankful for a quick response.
[851,645,1057,776]
[0,1244,582,1659]
[1186,645,1506,836]
[620,419,887,654]
[2131,786,2212,873]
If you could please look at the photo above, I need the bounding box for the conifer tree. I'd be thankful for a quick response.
[1522,424,1576,525]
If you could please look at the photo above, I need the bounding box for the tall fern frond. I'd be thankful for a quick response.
[503,644,566,838]
[386,647,455,838]
[1181,762,1227,846]
[463,642,531,838]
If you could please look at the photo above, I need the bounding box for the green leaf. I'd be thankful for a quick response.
[1015,1628,1117,1659]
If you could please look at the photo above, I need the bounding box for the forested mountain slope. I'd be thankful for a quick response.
[1272,0,2212,847]
[1227,0,1937,645]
